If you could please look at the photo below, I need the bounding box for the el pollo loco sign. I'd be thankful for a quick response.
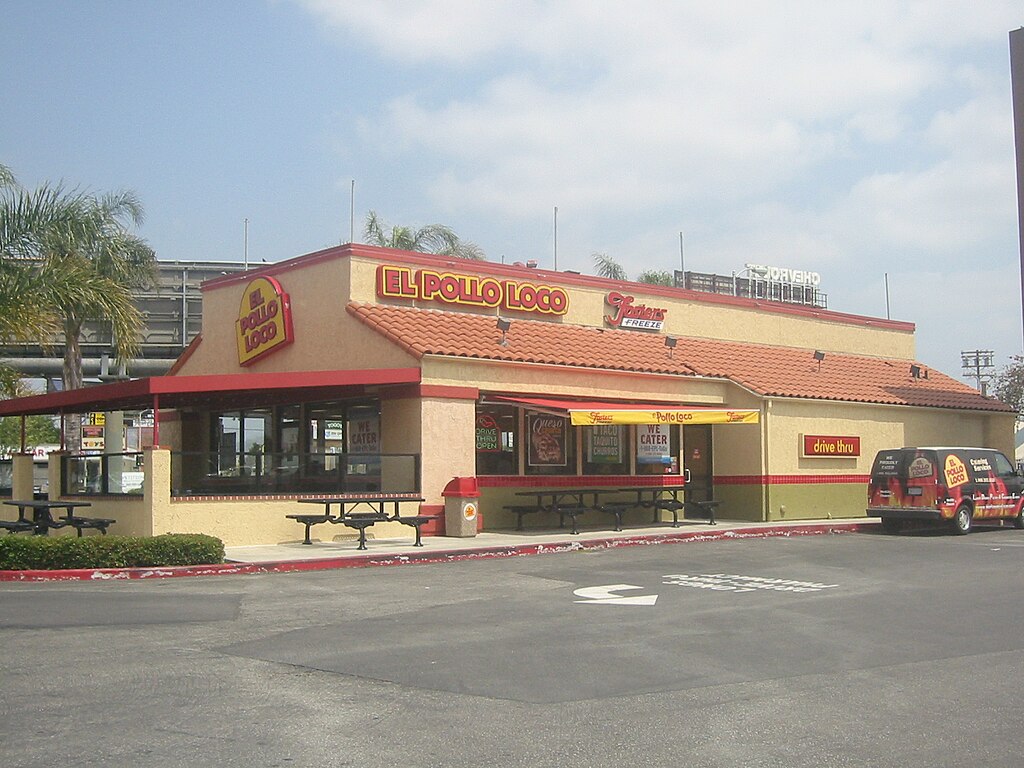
[377,265,569,315]
[235,276,294,366]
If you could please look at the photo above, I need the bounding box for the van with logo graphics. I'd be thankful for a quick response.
[867,447,1024,534]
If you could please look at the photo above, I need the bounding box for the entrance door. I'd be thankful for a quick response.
[683,425,713,503]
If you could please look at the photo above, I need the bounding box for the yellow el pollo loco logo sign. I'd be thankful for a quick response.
[943,454,969,488]
[235,276,294,366]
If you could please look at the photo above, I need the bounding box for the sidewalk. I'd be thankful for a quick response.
[0,518,874,582]
[224,517,872,571]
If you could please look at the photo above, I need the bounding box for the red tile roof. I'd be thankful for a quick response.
[348,302,1010,413]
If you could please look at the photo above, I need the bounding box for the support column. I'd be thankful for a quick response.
[11,453,34,500]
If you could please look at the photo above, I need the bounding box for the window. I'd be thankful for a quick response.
[636,423,680,475]
[525,411,576,476]
[476,406,518,475]
[212,409,270,476]
[582,424,629,475]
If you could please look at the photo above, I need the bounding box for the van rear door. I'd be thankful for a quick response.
[869,449,941,510]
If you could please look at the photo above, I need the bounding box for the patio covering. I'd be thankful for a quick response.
[487,395,760,426]
[0,368,423,417]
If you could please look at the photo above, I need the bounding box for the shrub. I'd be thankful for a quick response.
[0,533,224,571]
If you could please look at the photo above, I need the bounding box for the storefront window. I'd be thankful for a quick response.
[525,411,576,476]
[212,409,270,476]
[582,424,629,475]
[476,406,518,475]
[346,405,381,454]
[636,423,680,475]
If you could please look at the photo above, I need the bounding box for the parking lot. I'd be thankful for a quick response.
[3,528,1024,767]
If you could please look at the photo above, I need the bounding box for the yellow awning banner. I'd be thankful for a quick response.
[569,409,760,426]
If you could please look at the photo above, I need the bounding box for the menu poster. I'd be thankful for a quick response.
[476,413,501,452]
[528,414,567,466]
[587,425,623,463]
[637,423,671,464]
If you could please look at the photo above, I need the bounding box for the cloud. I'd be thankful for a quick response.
[298,0,1024,364]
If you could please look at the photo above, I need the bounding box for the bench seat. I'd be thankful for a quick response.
[285,513,335,545]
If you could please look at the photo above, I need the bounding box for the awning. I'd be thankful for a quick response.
[487,396,760,426]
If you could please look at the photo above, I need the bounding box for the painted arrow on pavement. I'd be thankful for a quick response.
[573,583,658,605]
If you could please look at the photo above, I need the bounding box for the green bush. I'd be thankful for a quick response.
[0,533,225,571]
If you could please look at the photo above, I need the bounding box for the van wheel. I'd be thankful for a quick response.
[951,504,973,535]
[881,518,901,534]
[1014,508,1024,530]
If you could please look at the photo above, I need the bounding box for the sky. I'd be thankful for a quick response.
[2,1,1023,385]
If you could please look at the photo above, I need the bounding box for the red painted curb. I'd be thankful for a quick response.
[0,521,873,582]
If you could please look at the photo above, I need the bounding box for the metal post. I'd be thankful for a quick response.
[553,206,558,271]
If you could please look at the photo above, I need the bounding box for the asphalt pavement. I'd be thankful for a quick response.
[3,524,1024,767]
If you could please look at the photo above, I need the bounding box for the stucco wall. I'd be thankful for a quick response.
[178,255,416,376]
[349,253,916,360]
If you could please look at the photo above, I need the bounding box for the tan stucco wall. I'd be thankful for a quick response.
[177,255,416,376]
[422,356,732,405]
[349,253,916,360]
[749,398,1017,521]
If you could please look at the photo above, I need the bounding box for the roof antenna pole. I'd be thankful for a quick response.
[553,206,558,271]
[350,179,355,244]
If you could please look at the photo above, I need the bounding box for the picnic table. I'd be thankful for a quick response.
[613,486,718,526]
[511,488,611,534]
[287,494,428,548]
[505,485,719,533]
[1,500,116,536]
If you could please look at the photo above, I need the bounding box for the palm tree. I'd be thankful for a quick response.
[593,252,628,281]
[594,253,677,286]
[363,211,486,260]
[42,190,156,390]
[0,167,156,391]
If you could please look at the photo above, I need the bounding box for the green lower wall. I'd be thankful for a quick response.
[477,481,867,530]
[763,482,867,521]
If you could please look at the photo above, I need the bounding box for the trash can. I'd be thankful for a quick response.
[442,476,480,537]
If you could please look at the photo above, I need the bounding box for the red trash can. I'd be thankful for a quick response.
[442,477,480,537]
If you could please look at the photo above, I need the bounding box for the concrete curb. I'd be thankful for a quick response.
[0,521,872,583]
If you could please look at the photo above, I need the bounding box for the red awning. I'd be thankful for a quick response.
[0,368,423,417]
[486,396,760,425]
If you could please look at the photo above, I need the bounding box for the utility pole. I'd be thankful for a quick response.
[961,349,995,395]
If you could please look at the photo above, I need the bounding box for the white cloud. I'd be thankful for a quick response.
[298,0,1024,366]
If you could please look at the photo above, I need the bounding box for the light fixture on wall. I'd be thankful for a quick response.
[664,336,677,359]
[496,317,511,346]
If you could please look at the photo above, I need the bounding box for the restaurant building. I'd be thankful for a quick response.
[0,244,1013,546]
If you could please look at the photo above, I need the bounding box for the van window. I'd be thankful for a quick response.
[992,452,1016,477]
[871,449,936,479]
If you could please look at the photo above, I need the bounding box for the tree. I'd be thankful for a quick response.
[0,415,60,457]
[636,269,674,286]
[363,211,486,260]
[594,253,676,286]
[992,355,1024,416]
[0,167,156,391]
[593,252,628,280]
[44,190,156,390]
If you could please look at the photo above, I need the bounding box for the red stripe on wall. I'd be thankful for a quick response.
[477,474,870,487]
[716,474,870,485]
[477,476,685,488]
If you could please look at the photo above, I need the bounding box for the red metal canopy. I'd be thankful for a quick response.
[0,368,423,417]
